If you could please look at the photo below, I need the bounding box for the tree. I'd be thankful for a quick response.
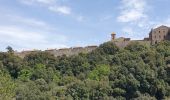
[88,65,110,81]
[6,46,14,54]
[67,81,89,99]
[98,42,119,55]
[0,70,16,100]
[0,53,23,78]
[125,42,149,53]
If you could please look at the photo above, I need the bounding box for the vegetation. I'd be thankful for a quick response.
[0,41,170,100]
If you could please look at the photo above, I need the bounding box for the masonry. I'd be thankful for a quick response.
[14,46,98,58]
[14,25,170,58]
[111,25,170,47]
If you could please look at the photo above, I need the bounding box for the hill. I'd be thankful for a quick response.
[0,41,170,100]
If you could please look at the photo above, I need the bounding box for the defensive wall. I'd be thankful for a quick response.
[14,25,170,58]
[14,46,98,58]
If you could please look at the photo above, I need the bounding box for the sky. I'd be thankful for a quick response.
[0,0,170,51]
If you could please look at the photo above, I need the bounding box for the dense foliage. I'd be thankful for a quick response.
[0,41,170,100]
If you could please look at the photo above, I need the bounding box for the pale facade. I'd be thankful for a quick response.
[149,25,170,44]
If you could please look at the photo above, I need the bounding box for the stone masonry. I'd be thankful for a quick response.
[111,25,170,47]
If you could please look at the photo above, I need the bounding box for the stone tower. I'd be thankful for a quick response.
[111,32,116,40]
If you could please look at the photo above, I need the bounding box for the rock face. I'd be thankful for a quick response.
[14,46,98,58]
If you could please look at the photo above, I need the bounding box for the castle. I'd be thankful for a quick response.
[15,25,170,58]
[111,25,170,47]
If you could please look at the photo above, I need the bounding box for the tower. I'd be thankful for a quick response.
[111,32,116,40]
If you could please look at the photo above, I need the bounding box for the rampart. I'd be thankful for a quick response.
[14,25,170,58]
[14,45,98,58]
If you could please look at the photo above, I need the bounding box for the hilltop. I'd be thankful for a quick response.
[0,40,170,100]
[13,25,170,58]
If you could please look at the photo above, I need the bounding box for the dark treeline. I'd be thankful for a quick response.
[0,41,170,100]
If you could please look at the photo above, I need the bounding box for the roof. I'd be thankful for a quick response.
[155,25,169,29]
[111,32,116,35]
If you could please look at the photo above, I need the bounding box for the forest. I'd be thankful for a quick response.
[0,41,170,100]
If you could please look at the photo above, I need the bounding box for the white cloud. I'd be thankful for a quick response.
[0,14,57,31]
[152,17,170,28]
[7,15,48,28]
[117,0,153,40]
[49,6,71,15]
[0,13,68,51]
[122,26,148,40]
[19,0,56,5]
[0,25,67,51]
[34,0,56,4]
[117,0,147,23]
[19,0,72,15]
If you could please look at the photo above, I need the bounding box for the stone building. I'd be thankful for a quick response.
[111,25,170,47]
[149,25,170,44]
[15,25,170,58]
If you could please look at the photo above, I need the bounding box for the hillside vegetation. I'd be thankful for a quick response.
[0,41,170,100]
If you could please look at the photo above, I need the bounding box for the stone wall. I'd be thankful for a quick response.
[112,25,170,47]
[14,46,98,58]
[111,37,151,48]
[15,25,170,58]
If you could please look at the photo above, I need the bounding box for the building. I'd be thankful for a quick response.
[15,25,170,58]
[149,25,170,44]
[111,25,170,47]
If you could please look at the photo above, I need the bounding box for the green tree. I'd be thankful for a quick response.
[6,46,14,54]
[0,70,16,100]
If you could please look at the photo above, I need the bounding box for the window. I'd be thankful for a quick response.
[159,35,161,39]
[155,41,158,44]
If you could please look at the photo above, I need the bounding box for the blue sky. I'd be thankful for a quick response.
[0,0,170,51]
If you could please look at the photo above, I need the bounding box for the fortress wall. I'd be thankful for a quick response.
[85,46,98,52]
[114,41,131,48]
[15,40,151,58]
[130,40,151,47]
[15,46,98,58]
[14,50,41,58]
[113,40,151,48]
